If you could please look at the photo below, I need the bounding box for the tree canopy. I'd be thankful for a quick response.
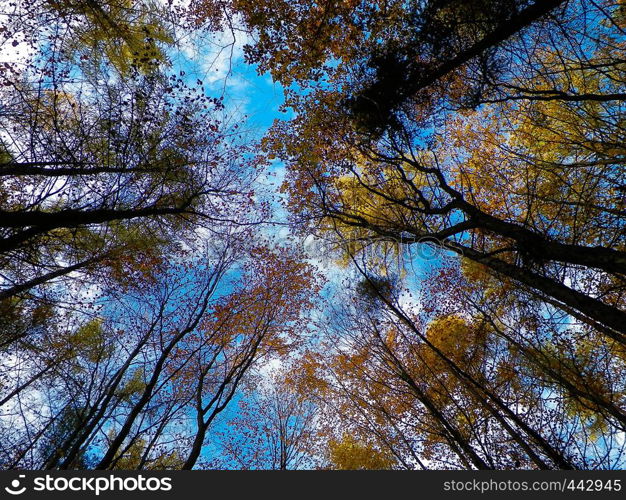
[1,0,625,470]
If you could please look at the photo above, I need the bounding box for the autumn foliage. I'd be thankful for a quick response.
[1,0,625,470]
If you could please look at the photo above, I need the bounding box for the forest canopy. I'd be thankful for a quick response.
[0,0,625,470]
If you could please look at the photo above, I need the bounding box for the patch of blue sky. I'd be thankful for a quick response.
[167,26,287,130]
[165,25,298,251]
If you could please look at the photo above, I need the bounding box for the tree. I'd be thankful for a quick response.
[178,248,321,470]
[295,268,626,469]
[4,0,626,472]
[213,367,320,470]
[2,240,322,470]
[327,434,397,470]
[1,0,175,76]
[182,0,626,469]
[243,0,626,341]
[0,0,321,471]
[0,0,256,376]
